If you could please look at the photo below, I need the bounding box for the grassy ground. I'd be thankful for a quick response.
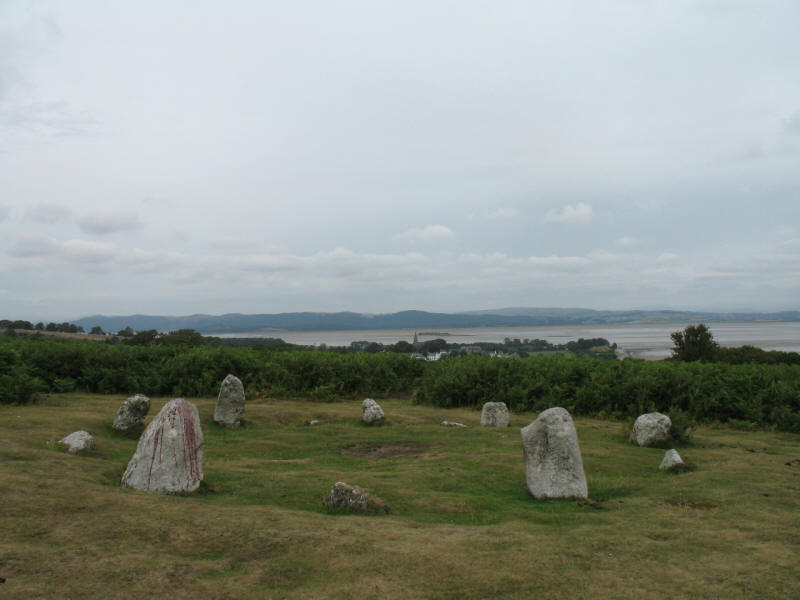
[2,394,799,599]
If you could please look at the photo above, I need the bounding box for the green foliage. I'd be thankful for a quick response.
[667,406,693,444]
[670,323,718,362]
[414,354,800,432]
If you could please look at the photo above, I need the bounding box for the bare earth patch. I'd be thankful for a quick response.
[341,443,430,459]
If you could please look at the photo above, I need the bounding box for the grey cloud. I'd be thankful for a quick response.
[783,112,800,136]
[10,233,59,257]
[78,212,143,235]
[25,203,73,224]
[1,100,98,137]
[0,204,9,221]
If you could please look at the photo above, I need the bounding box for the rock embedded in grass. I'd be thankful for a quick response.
[481,402,509,427]
[325,481,389,514]
[521,407,588,499]
[122,398,204,494]
[59,430,95,454]
[214,374,245,428]
[112,394,150,431]
[441,420,467,427]
[659,449,684,470]
[630,412,672,447]
[362,398,385,425]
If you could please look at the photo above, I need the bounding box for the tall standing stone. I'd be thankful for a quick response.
[113,394,151,431]
[121,398,204,494]
[520,407,588,499]
[630,412,672,447]
[481,402,509,427]
[214,374,245,428]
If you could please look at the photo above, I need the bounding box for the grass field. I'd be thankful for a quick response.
[2,394,799,599]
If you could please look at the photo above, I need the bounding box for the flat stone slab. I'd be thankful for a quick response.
[59,430,95,454]
[441,420,467,427]
[122,398,204,494]
[521,407,588,499]
[325,481,389,514]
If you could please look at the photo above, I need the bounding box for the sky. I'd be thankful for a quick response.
[1,1,799,321]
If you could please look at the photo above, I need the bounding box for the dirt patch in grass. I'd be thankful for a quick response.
[341,443,430,459]
[665,497,719,510]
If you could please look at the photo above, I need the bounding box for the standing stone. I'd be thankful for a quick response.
[520,407,588,499]
[113,394,151,431]
[362,398,385,424]
[630,412,672,447]
[481,402,509,427]
[214,374,245,428]
[325,482,389,514]
[659,449,684,470]
[59,430,95,454]
[122,398,204,494]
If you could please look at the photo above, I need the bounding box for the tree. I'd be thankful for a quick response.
[90,326,105,335]
[117,326,134,337]
[670,323,718,362]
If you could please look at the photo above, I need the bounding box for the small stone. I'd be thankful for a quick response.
[481,402,509,427]
[325,481,389,514]
[440,420,467,427]
[659,449,684,470]
[521,407,588,499]
[362,398,385,425]
[122,398,204,494]
[214,374,245,428]
[112,394,150,431]
[630,412,672,447]
[305,419,322,426]
[59,430,95,454]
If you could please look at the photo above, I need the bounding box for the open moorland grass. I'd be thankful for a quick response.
[2,394,799,599]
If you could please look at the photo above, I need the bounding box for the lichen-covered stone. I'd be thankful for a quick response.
[59,430,95,454]
[521,407,588,499]
[214,374,245,428]
[362,398,385,424]
[481,402,509,427]
[122,398,204,494]
[112,394,150,431]
[325,481,389,514]
[659,449,684,470]
[630,412,672,447]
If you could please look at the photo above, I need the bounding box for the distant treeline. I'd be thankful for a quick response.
[1,335,799,431]
[1,320,85,334]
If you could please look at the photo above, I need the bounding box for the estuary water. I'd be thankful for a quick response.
[212,321,800,359]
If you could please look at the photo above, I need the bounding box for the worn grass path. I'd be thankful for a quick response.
[2,394,799,599]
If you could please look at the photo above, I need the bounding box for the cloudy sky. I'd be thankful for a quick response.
[1,1,799,320]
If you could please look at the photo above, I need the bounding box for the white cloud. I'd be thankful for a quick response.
[78,212,143,235]
[544,203,593,224]
[658,252,680,262]
[394,224,455,243]
[616,236,640,247]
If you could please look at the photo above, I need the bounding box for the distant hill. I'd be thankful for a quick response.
[73,308,800,335]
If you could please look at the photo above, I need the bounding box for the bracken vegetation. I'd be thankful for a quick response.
[2,334,799,431]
